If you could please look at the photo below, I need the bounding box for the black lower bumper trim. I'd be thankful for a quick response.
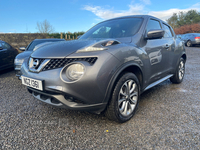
[27,87,107,114]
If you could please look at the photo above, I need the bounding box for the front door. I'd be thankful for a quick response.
[143,19,171,84]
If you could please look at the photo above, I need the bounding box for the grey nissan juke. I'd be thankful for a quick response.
[21,15,186,122]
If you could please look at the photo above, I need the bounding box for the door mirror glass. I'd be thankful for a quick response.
[19,47,26,51]
[146,29,165,39]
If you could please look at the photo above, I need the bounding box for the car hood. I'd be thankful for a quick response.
[31,38,131,58]
[31,40,99,58]
[15,51,32,59]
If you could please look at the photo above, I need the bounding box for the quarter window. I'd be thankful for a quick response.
[163,24,173,38]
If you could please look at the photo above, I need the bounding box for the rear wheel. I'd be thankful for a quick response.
[186,40,192,47]
[105,73,140,123]
[170,57,185,84]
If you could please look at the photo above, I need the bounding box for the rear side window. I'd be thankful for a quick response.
[1,42,11,49]
[163,24,173,37]
[146,19,161,32]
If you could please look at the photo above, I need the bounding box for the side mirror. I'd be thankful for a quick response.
[77,35,81,39]
[0,47,3,50]
[19,47,26,51]
[146,29,165,39]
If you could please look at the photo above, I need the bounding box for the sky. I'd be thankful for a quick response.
[0,0,200,33]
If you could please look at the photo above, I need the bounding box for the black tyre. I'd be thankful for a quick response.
[170,57,185,84]
[105,73,140,123]
[186,40,192,47]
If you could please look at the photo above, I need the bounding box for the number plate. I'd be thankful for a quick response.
[21,76,43,91]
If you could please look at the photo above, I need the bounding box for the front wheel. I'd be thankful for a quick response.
[170,57,185,84]
[105,73,140,123]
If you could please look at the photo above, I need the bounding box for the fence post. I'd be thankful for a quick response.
[72,36,74,40]
[68,35,71,40]
[65,34,68,40]
[60,32,63,39]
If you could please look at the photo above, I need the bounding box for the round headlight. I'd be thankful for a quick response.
[66,64,85,81]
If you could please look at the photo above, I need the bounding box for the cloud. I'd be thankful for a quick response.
[140,0,151,5]
[83,2,200,21]
[148,2,200,20]
[191,2,200,8]
[148,9,191,20]
[83,4,145,20]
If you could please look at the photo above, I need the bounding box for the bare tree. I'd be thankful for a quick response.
[36,19,54,33]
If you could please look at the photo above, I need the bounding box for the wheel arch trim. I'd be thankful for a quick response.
[103,61,143,104]
[172,52,186,75]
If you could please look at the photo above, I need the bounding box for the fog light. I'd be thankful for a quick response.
[66,64,85,81]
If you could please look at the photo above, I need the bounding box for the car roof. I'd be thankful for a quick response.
[100,15,170,26]
[106,15,161,21]
[185,33,200,35]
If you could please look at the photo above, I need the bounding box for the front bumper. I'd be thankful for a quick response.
[14,64,22,78]
[21,51,120,113]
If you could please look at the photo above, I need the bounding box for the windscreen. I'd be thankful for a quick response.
[79,18,143,39]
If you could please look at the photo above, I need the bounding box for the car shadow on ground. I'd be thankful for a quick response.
[192,45,200,47]
[0,67,14,75]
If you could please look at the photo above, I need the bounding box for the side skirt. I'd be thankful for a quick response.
[144,74,173,92]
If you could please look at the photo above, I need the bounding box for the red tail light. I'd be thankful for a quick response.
[15,49,19,53]
[195,37,200,39]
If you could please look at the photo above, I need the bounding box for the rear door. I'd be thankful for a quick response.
[0,42,10,68]
[1,42,14,67]
[161,23,175,71]
[0,42,4,68]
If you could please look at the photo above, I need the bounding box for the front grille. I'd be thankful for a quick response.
[27,58,45,68]
[36,59,45,69]
[42,57,97,71]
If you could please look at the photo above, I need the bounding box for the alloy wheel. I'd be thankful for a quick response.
[118,79,138,116]
[179,60,185,80]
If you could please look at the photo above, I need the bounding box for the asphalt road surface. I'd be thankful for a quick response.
[0,47,200,149]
